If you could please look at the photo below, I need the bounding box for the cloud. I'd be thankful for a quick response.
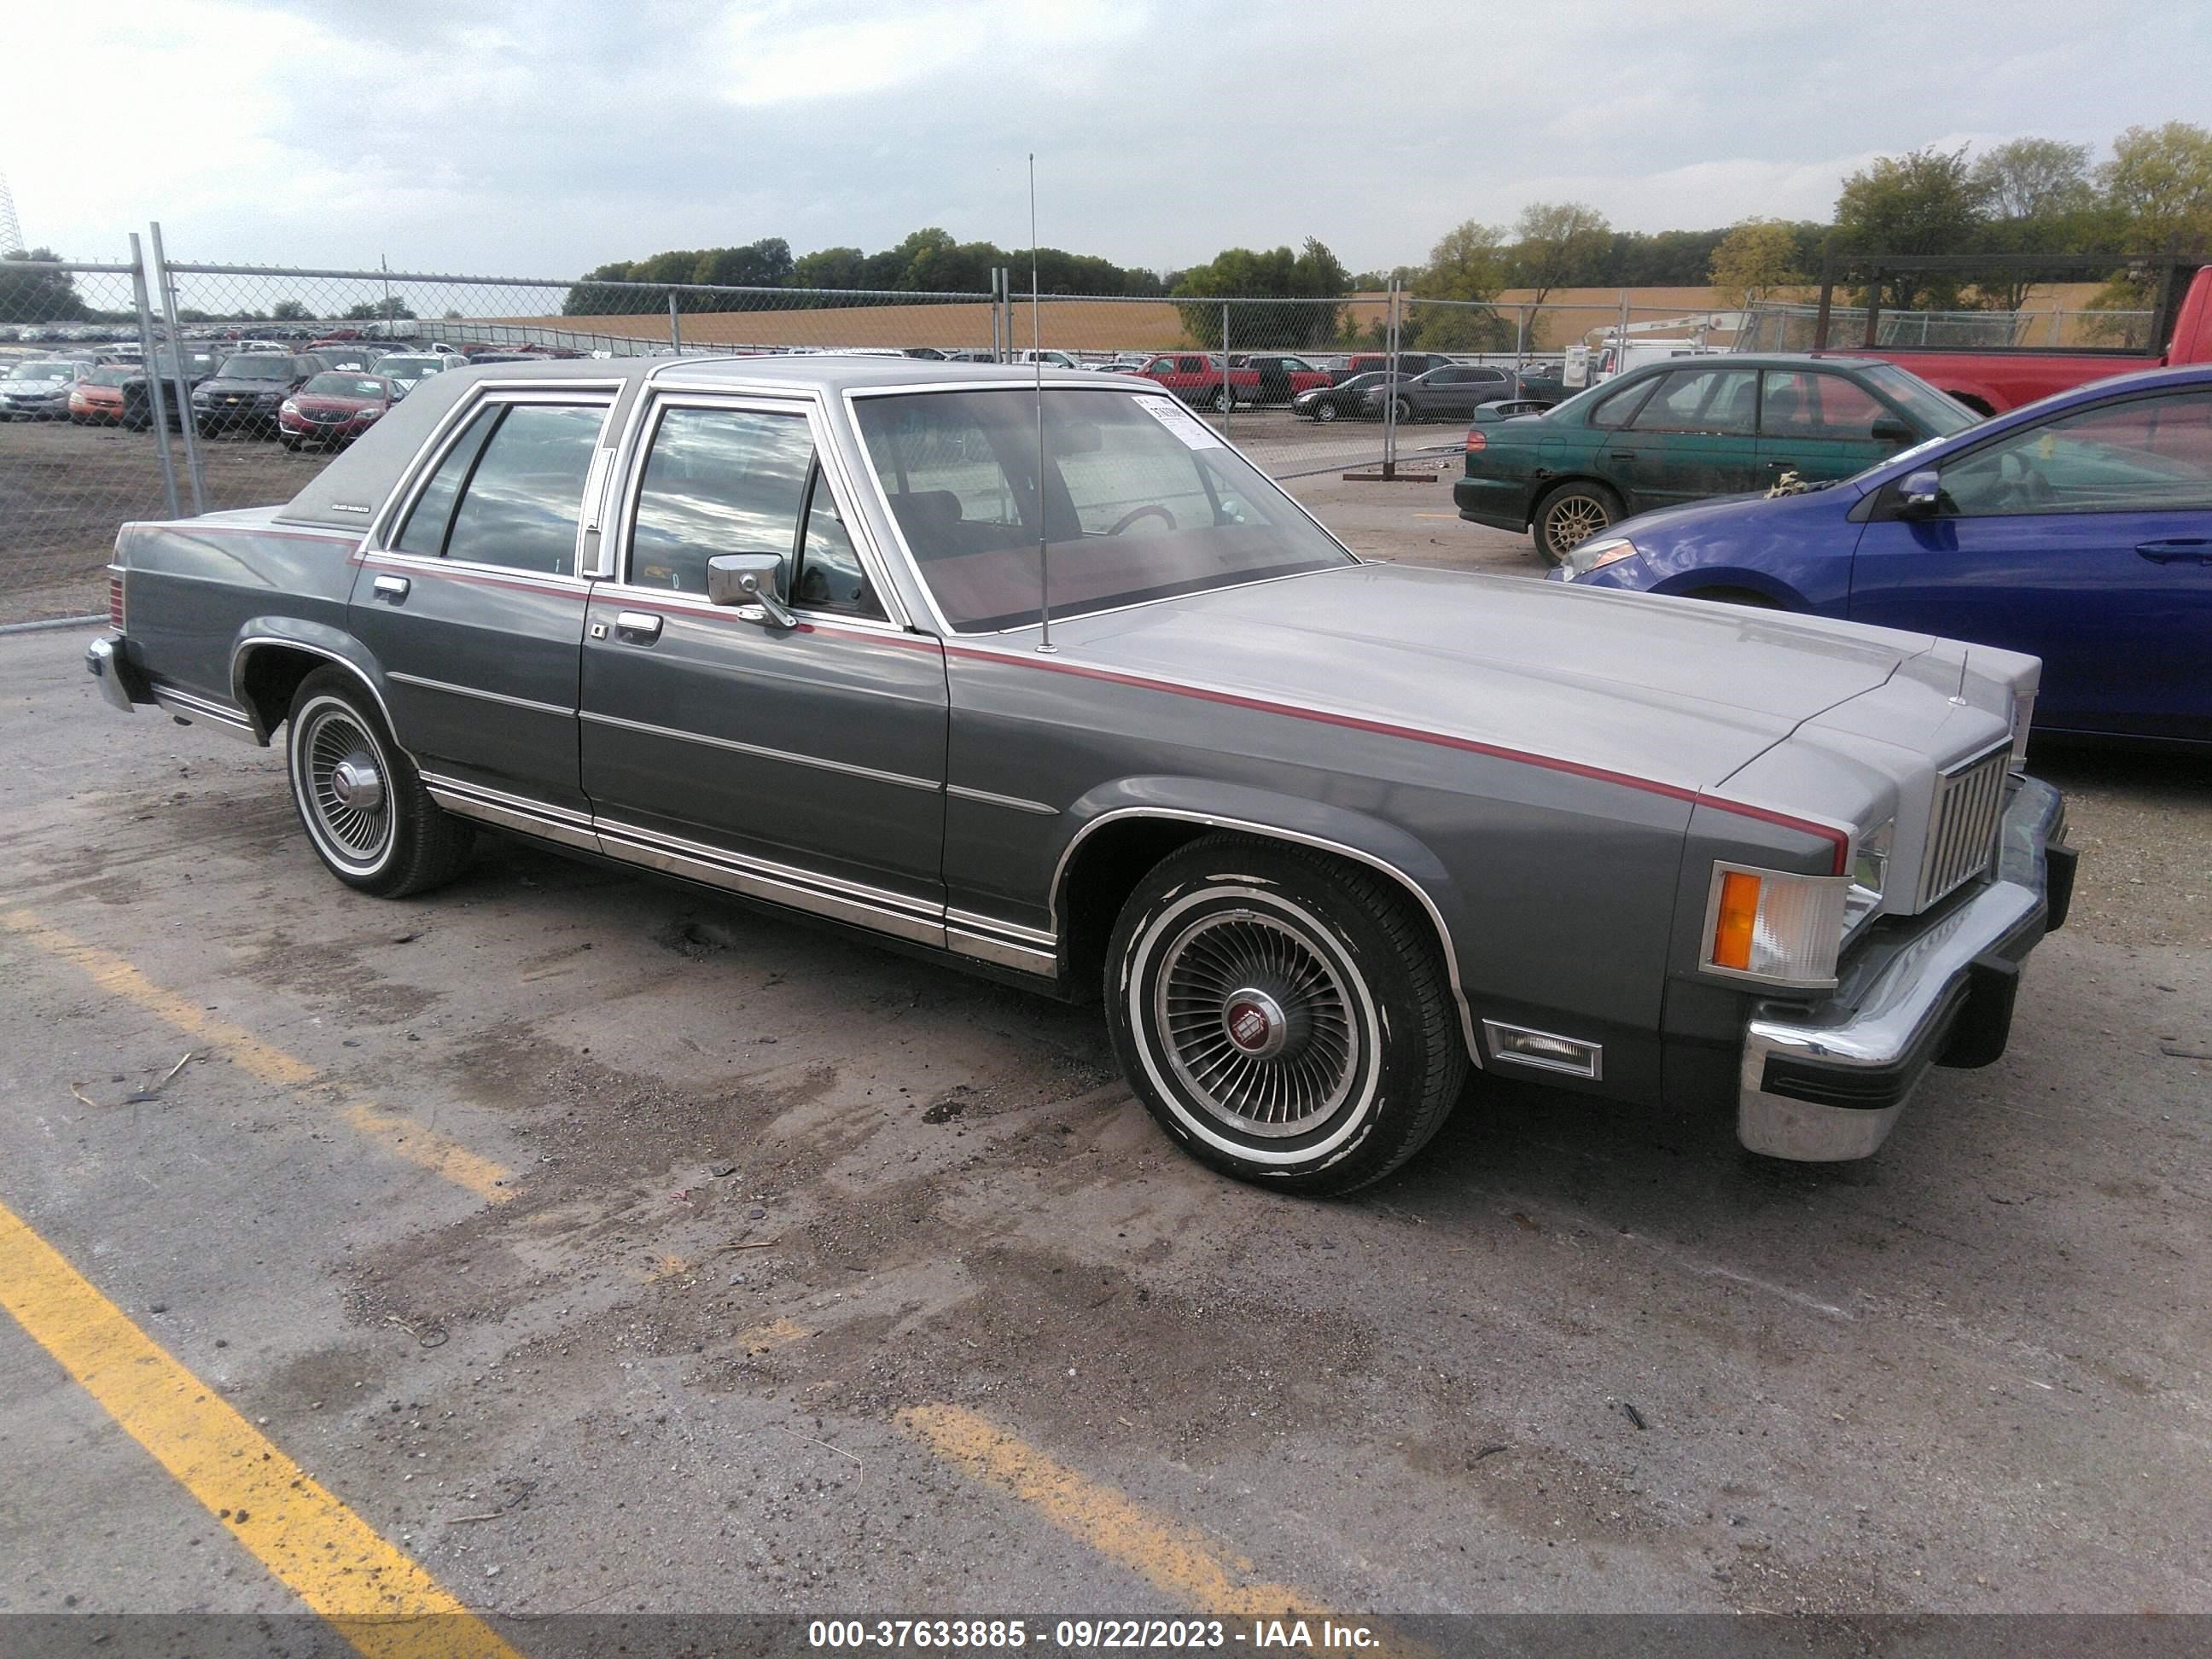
[1,0,2205,280]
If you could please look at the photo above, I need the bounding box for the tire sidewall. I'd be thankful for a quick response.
[1108,855,1442,1187]
[287,683,407,889]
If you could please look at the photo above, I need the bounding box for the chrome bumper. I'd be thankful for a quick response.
[85,635,145,715]
[1738,776,2073,1161]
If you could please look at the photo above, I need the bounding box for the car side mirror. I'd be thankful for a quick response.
[1870,416,1913,445]
[706,553,796,626]
[1897,469,1942,517]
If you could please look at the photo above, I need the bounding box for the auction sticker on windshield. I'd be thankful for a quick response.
[1132,393,1223,450]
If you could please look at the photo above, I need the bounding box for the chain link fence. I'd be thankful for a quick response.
[3,234,2172,626]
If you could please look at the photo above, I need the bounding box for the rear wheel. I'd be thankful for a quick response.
[1106,835,1467,1195]
[1210,387,1235,413]
[1532,480,1622,567]
[285,668,472,898]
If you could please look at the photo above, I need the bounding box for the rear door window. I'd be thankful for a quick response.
[1760,370,1886,438]
[396,401,605,574]
[1630,367,1758,434]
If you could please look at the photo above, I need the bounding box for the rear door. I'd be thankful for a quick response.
[1848,385,2212,739]
[579,392,949,931]
[1755,369,1906,486]
[350,386,615,823]
[1611,364,1762,513]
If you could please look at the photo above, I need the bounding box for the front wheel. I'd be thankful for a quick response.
[1532,480,1623,567]
[1392,397,1414,423]
[1209,387,1235,412]
[285,668,472,898]
[1106,835,1468,1195]
[1313,402,1340,423]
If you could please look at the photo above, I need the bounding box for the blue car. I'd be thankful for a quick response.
[1550,364,2212,745]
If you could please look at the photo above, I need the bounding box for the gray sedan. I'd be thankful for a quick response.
[88,356,2072,1193]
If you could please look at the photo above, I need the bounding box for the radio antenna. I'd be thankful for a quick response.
[1030,152,1055,654]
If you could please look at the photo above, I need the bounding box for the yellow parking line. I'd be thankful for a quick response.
[0,1200,520,1659]
[897,1403,1329,1616]
[3,910,315,1087]
[3,909,511,1202]
[341,1102,512,1205]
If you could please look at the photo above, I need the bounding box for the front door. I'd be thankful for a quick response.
[579,394,949,936]
[348,391,613,819]
[1611,364,1762,514]
[1848,385,2212,740]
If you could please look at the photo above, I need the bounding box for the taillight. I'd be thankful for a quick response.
[1464,430,1487,452]
[108,570,126,632]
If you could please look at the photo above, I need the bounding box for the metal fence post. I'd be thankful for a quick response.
[128,232,182,521]
[1382,280,1400,479]
[1220,300,1231,432]
[668,292,682,353]
[147,223,207,516]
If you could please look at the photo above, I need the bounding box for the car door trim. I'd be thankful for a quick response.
[579,708,941,793]
[387,670,576,719]
[593,813,946,947]
[946,783,1060,817]
[420,771,600,852]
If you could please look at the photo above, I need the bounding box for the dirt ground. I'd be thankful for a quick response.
[2,501,2208,1637]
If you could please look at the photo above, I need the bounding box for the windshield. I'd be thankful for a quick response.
[1863,364,1977,436]
[304,373,386,398]
[855,387,1355,632]
[375,356,439,376]
[11,361,70,381]
[90,366,138,387]
[221,356,294,380]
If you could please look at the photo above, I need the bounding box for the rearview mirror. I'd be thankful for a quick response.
[706,553,796,626]
[1897,469,1942,516]
[1870,416,1914,444]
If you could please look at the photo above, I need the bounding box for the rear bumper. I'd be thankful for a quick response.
[85,635,148,714]
[1737,775,2074,1161]
[1450,476,1528,533]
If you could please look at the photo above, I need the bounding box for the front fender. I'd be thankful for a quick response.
[229,618,396,743]
[1644,567,1812,608]
[1051,775,1481,1061]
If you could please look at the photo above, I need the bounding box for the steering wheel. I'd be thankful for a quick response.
[1109,504,1176,536]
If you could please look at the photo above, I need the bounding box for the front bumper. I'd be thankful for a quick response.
[1738,775,2075,1161]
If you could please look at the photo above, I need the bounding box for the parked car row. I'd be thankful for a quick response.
[1,341,458,445]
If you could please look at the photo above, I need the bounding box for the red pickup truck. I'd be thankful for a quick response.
[1136,353,1262,412]
[1809,259,2212,415]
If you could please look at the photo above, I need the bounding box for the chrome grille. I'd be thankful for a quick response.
[1915,746,2008,909]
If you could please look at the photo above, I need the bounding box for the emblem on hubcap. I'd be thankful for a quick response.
[1222,987,1290,1059]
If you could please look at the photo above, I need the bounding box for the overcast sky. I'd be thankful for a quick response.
[6,0,2206,280]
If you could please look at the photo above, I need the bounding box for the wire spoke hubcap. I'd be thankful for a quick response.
[1156,909,1357,1138]
[302,708,393,864]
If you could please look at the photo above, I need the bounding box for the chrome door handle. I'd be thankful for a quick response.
[371,573,410,601]
[613,610,664,642]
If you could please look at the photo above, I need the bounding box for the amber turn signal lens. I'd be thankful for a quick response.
[1712,870,1761,971]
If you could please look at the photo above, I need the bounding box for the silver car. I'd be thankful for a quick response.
[87,357,2074,1193]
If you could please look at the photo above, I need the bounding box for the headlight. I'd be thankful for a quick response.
[280,399,299,415]
[2009,690,2034,774]
[1843,819,1893,934]
[357,406,380,419]
[1561,536,1641,579]
[1703,863,1850,987]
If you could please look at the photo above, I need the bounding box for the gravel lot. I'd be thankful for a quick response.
[0,452,2208,1639]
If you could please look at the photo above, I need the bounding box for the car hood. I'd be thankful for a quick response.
[197,376,291,395]
[3,377,67,392]
[1053,562,1937,791]
[294,396,381,413]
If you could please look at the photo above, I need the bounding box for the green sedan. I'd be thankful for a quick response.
[1453,353,1977,564]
